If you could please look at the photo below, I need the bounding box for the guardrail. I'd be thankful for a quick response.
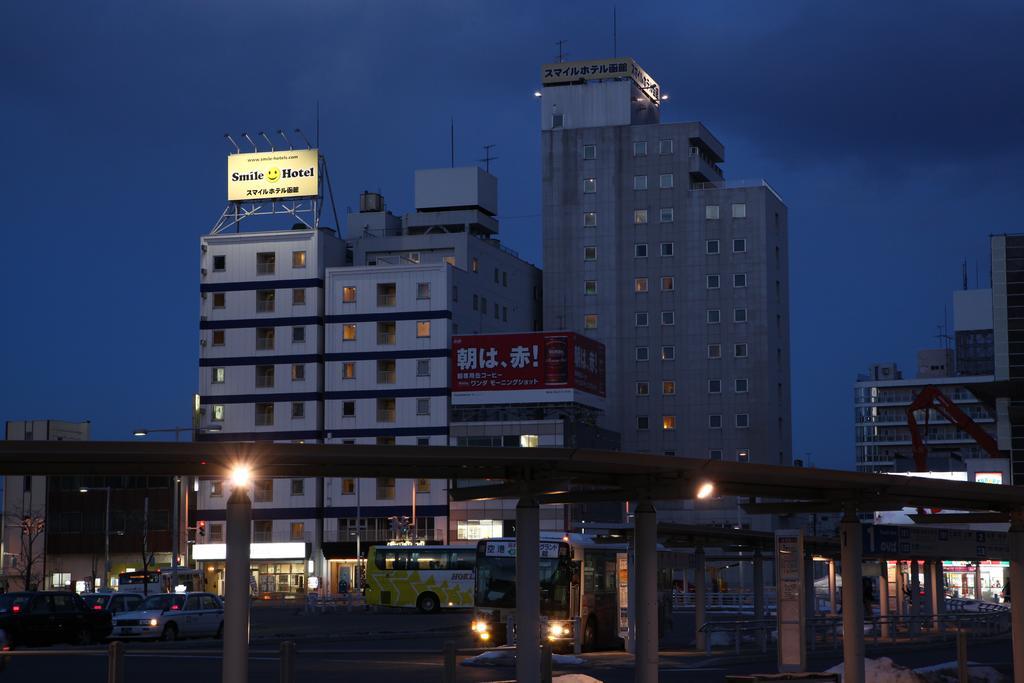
[674,591,777,612]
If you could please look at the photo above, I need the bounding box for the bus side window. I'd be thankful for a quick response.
[571,561,581,585]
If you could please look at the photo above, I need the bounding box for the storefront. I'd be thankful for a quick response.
[193,542,310,598]
[942,560,1007,602]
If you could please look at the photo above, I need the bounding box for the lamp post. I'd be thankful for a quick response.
[79,486,111,590]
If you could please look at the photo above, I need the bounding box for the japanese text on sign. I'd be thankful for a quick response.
[541,57,660,103]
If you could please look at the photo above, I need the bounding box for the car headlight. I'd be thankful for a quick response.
[548,622,567,637]
[149,618,159,627]
[472,620,490,634]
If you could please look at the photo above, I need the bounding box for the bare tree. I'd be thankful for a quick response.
[6,510,45,591]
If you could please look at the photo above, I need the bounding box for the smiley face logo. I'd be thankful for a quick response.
[266,167,280,183]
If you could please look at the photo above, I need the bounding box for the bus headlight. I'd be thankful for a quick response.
[548,622,568,638]
[472,620,490,634]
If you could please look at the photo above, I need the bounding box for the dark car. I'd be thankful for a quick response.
[81,592,143,615]
[0,592,112,649]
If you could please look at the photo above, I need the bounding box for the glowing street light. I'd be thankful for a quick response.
[230,465,252,489]
[696,481,715,500]
[533,91,542,97]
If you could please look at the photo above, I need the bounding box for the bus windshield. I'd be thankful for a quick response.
[475,556,570,613]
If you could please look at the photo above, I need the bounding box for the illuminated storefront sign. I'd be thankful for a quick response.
[227,149,318,201]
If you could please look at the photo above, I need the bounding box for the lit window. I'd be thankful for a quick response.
[636,346,649,362]
[735,343,748,358]
[342,324,357,341]
[584,212,597,227]
[292,364,305,381]
[634,209,648,225]
[584,280,597,295]
[416,321,431,338]
[290,522,305,540]
[662,380,676,395]
[212,255,226,271]
[633,175,648,191]
[708,344,722,359]
[634,243,648,258]
[292,251,306,268]
[732,203,747,219]
[637,416,649,430]
[635,312,649,327]
[660,242,674,257]
[417,282,431,299]
[661,311,674,326]
[291,402,305,419]
[706,275,720,289]
[707,309,721,324]
[735,378,749,393]
[660,208,674,223]
[636,382,650,396]
[212,330,225,346]
[633,141,648,157]
[342,362,356,379]
[376,398,396,423]
[708,379,722,394]
[706,240,720,254]
[341,478,355,494]
[584,246,597,261]
[737,449,750,462]
[211,367,225,384]
[376,477,396,500]
[583,314,598,330]
[658,139,674,155]
[733,238,747,253]
[661,276,674,291]
[472,257,479,273]
[583,144,597,159]
[735,308,748,323]
[661,345,675,361]
[709,414,723,429]
[416,359,431,377]
[663,416,676,430]
[342,286,357,303]
[212,292,225,309]
[292,288,305,305]
[416,398,430,416]
[734,273,747,288]
[212,405,225,421]
[583,178,596,193]
[659,173,674,189]
[706,205,720,220]
[415,478,432,492]
[736,413,750,428]
[634,278,649,293]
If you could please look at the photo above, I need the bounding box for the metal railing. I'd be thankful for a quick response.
[377,333,396,345]
[674,591,777,611]
[377,370,396,384]
[377,293,396,307]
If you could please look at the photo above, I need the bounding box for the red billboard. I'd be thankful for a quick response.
[451,332,606,405]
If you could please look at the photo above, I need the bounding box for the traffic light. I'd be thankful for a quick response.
[197,520,206,537]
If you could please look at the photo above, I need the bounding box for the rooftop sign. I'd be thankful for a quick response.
[227,148,318,201]
[541,57,660,104]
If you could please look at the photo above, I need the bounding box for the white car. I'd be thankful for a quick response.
[110,592,223,641]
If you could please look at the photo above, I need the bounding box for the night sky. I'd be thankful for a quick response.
[2,1,1020,469]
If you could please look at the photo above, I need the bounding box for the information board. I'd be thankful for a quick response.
[775,530,806,673]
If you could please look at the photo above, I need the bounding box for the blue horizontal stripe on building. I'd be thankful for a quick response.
[323,387,449,400]
[324,349,449,362]
[195,505,449,522]
[196,430,322,442]
[324,310,452,324]
[200,392,321,404]
[200,316,321,330]
[200,278,323,293]
[326,426,448,438]
[200,354,322,367]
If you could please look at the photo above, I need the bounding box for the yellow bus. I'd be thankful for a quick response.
[365,545,476,613]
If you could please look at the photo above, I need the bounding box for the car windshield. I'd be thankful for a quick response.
[474,557,570,614]
[0,594,31,614]
[138,594,186,612]
[82,595,106,609]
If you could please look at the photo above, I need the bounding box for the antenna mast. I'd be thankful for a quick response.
[613,7,618,57]
[479,145,498,173]
[556,40,568,63]
[450,118,455,168]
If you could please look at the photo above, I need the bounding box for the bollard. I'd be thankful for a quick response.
[957,629,968,683]
[279,640,295,683]
[540,641,553,683]
[442,640,456,683]
[107,641,124,683]
[573,616,582,655]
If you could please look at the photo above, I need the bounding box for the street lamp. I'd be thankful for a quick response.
[79,486,111,590]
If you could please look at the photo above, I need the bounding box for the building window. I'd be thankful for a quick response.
[292,288,306,305]
[292,364,304,381]
[290,522,305,541]
[732,203,747,219]
[633,209,648,225]
[633,141,648,157]
[583,144,596,159]
[584,212,597,227]
[706,309,720,324]
[709,449,723,460]
[493,268,499,284]
[660,276,674,291]
[634,277,649,293]
[212,405,225,422]
[416,359,431,377]
[709,414,723,429]
[735,343,749,358]
[734,273,747,288]
[471,257,479,273]
[209,523,224,543]
[708,344,722,359]
[660,208,674,223]
[658,139,674,155]
[415,479,431,493]
[255,365,274,388]
[736,413,750,428]
[659,173,674,189]
[377,359,396,384]
[733,238,747,254]
[416,398,430,416]
[662,416,677,430]
[253,520,273,542]
[416,321,431,338]
[377,283,397,307]
[291,402,304,419]
[735,378,749,393]
[660,242,674,257]
[342,324,357,341]
[342,362,356,379]
[340,400,356,418]
[256,252,275,275]
[636,346,649,362]
[341,478,355,494]
[292,326,305,343]
[255,328,274,350]
[706,239,720,254]
[634,243,648,258]
[211,330,225,346]
[734,308,748,323]
[636,382,650,396]
[502,305,508,322]
[737,449,750,463]
[584,246,597,261]
[255,403,274,426]
[292,251,306,268]
[708,379,722,394]
[662,380,676,395]
[635,312,649,327]
[661,311,674,326]
[472,294,478,310]
[661,345,675,361]
[212,255,226,271]
[256,290,275,313]
[706,275,720,289]
[583,178,596,193]
[376,477,396,500]
[583,314,598,329]
[377,398,396,423]
[342,286,357,303]
[584,280,597,295]
[212,292,225,309]
[211,367,225,384]
[416,282,431,300]
[480,297,487,314]
[552,113,564,128]
[633,175,648,191]
[637,416,649,430]
[706,205,720,220]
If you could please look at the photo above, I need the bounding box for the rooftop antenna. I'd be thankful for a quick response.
[277,129,293,150]
[613,6,617,57]
[556,39,568,63]
[224,134,240,154]
[450,117,455,168]
[294,128,313,149]
[242,133,258,152]
[479,144,498,173]
[962,259,968,290]
[316,100,320,148]
[258,131,275,151]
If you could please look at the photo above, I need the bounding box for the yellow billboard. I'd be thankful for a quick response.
[227,149,318,201]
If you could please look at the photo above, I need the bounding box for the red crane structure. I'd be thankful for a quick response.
[905,385,1002,472]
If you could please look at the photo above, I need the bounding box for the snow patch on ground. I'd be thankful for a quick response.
[826,657,923,683]
[825,658,1007,683]
[914,661,1005,683]
[553,676,603,683]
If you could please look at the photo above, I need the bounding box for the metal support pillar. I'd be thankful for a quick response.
[1008,511,1024,682]
[634,501,658,683]
[804,553,816,622]
[840,507,865,683]
[694,545,707,651]
[828,560,837,616]
[910,558,921,634]
[223,487,252,683]
[753,548,765,619]
[929,560,941,629]
[878,561,890,640]
[516,495,540,683]
[894,562,904,616]
[974,563,983,601]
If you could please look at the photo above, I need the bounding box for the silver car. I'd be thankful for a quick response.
[110,592,223,641]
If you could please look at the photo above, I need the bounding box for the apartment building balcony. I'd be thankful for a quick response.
[377,370,396,385]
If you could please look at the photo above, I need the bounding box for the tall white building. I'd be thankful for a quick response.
[195,167,541,595]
